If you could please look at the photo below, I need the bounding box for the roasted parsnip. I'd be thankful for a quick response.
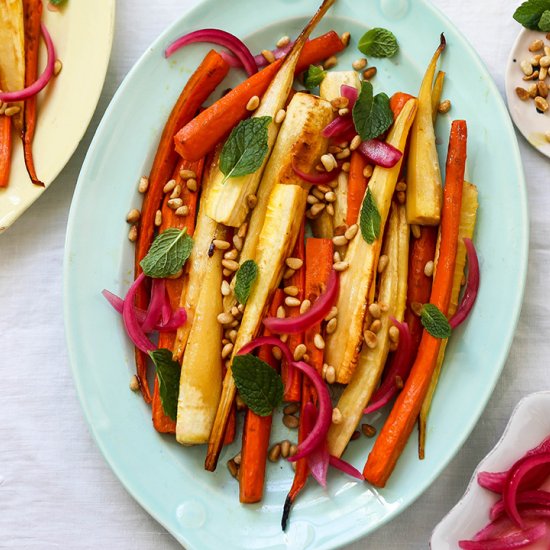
[431,70,446,124]
[327,204,402,457]
[176,237,225,445]
[325,99,418,384]
[205,0,336,227]
[406,36,446,226]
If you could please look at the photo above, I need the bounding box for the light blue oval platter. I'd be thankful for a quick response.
[64,0,528,548]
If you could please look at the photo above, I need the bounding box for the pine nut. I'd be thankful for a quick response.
[363,164,374,178]
[370,319,381,333]
[523,70,539,81]
[293,344,307,361]
[314,333,325,350]
[284,403,299,415]
[332,235,348,246]
[163,179,176,193]
[283,268,295,279]
[272,347,282,360]
[233,452,242,466]
[283,414,299,429]
[290,444,298,457]
[397,191,406,204]
[338,108,350,117]
[227,458,239,478]
[221,280,231,296]
[540,56,550,68]
[380,303,389,312]
[170,184,182,199]
[321,153,337,172]
[333,261,349,272]
[352,58,367,71]
[332,407,343,424]
[438,99,451,113]
[129,375,140,392]
[261,49,275,64]
[364,330,378,349]
[351,430,361,441]
[378,254,389,273]
[154,210,162,227]
[531,55,542,66]
[246,194,258,208]
[268,444,281,462]
[539,67,548,80]
[186,178,197,192]
[350,135,362,151]
[341,31,351,47]
[286,257,303,270]
[276,305,286,319]
[221,343,234,359]
[217,312,234,325]
[175,205,189,217]
[53,58,63,76]
[520,60,534,76]
[138,176,149,193]
[233,235,243,251]
[325,365,336,384]
[310,203,326,217]
[396,181,407,192]
[411,224,421,238]
[535,96,549,112]
[331,96,349,110]
[345,224,358,240]
[280,440,291,458]
[284,285,299,297]
[213,239,231,250]
[324,55,338,69]
[276,35,290,48]
[4,106,20,117]
[246,95,260,111]
[307,194,319,205]
[126,208,140,224]
[128,225,138,242]
[167,198,183,209]
[538,81,549,98]
[362,423,377,437]
[275,109,286,124]
[325,204,334,217]
[389,325,400,343]
[424,260,434,277]
[238,223,248,239]
[180,169,196,180]
[342,161,351,172]
[529,39,544,52]
[324,191,336,203]
[325,306,338,322]
[326,317,337,334]
[300,299,311,314]
[285,296,301,307]
[222,259,240,271]
[333,251,341,263]
[369,303,381,319]
[363,67,377,80]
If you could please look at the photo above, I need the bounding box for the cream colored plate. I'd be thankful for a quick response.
[0,0,115,233]
[505,28,550,158]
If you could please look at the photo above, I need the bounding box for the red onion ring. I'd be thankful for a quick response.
[490,490,550,522]
[302,402,329,488]
[340,84,358,108]
[291,157,340,185]
[220,41,295,69]
[0,23,56,102]
[263,270,339,334]
[287,361,332,462]
[322,116,355,138]
[165,29,258,77]
[328,455,364,481]
[358,139,402,168]
[141,278,166,333]
[122,274,156,353]
[449,238,480,328]
[237,335,294,365]
[458,523,546,549]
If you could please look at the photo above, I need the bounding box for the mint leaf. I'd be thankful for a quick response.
[359,189,381,244]
[514,0,550,29]
[358,28,399,58]
[149,349,181,421]
[140,228,193,278]
[352,82,394,141]
[420,304,451,339]
[539,9,550,30]
[220,116,271,180]
[303,65,327,90]
[232,354,283,416]
[49,0,68,5]
[234,259,258,305]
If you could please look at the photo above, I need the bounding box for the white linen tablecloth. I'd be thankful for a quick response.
[1,0,548,548]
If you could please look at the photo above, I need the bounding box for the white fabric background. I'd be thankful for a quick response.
[0,0,548,548]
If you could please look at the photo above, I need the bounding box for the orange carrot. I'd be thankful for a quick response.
[174,31,345,161]
[22,0,43,186]
[282,222,305,402]
[282,238,333,530]
[223,402,237,446]
[239,290,284,503]
[134,51,229,403]
[151,157,205,433]
[0,116,12,188]
[404,226,438,354]
[390,92,416,119]
[346,152,368,225]
[363,120,467,487]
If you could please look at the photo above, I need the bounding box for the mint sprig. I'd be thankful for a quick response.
[234,259,258,305]
[513,0,550,30]
[232,354,283,416]
[420,304,451,339]
[220,116,271,181]
[359,189,381,244]
[303,65,327,90]
[352,81,394,141]
[140,228,193,278]
[358,28,399,58]
[149,349,181,421]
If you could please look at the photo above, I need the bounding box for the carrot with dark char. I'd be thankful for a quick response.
[21,0,44,186]
[239,290,284,503]
[0,116,12,188]
[363,120,467,487]
[174,31,345,162]
[151,157,205,433]
[282,237,333,530]
[134,50,229,403]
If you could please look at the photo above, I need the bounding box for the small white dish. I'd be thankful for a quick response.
[431,391,550,549]
[505,28,550,159]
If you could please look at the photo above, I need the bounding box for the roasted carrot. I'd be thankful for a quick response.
[346,152,368,225]
[282,222,305,402]
[363,120,467,487]
[239,290,284,503]
[22,0,43,186]
[151,157,205,433]
[174,31,345,162]
[0,116,12,189]
[390,92,415,119]
[282,238,333,530]
[134,50,229,403]
[404,226,438,355]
